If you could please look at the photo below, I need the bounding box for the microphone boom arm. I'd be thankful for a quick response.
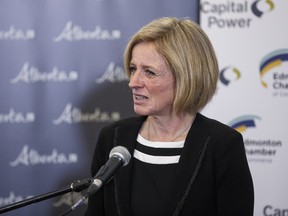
[0,178,91,214]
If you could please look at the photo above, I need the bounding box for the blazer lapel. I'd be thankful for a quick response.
[112,116,146,216]
[165,113,211,216]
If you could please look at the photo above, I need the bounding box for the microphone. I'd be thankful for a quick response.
[87,146,131,196]
[58,146,131,216]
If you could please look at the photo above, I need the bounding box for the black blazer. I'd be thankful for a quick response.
[85,113,254,216]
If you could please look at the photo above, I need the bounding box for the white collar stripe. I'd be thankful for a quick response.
[137,134,184,148]
[133,149,180,164]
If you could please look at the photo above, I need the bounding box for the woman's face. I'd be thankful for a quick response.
[128,42,175,117]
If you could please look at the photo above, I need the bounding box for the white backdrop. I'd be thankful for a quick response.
[200,0,288,215]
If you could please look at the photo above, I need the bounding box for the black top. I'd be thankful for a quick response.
[131,135,184,216]
[85,114,254,216]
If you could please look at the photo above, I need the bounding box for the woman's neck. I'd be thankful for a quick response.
[145,113,196,142]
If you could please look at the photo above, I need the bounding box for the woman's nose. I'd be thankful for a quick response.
[128,71,142,88]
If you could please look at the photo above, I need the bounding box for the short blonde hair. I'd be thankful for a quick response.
[124,17,219,115]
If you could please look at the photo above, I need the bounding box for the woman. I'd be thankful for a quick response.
[85,17,254,216]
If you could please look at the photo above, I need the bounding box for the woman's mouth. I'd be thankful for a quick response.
[134,94,148,101]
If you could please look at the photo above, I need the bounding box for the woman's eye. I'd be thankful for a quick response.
[145,69,156,76]
[129,66,136,74]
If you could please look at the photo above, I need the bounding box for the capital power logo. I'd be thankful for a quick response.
[263,205,288,216]
[219,66,241,86]
[259,49,288,97]
[201,0,275,28]
[251,0,274,17]
[228,115,282,163]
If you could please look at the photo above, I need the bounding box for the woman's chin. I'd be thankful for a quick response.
[134,107,150,116]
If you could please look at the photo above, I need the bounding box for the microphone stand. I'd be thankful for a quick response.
[0,178,92,214]
[59,193,89,216]
[59,178,103,216]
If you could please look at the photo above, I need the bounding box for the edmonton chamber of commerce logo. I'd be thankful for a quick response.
[251,0,275,18]
[259,49,288,95]
[228,115,261,133]
[219,66,241,86]
[228,115,282,163]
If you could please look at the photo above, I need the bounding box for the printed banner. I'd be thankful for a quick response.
[200,0,288,215]
[0,1,199,215]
